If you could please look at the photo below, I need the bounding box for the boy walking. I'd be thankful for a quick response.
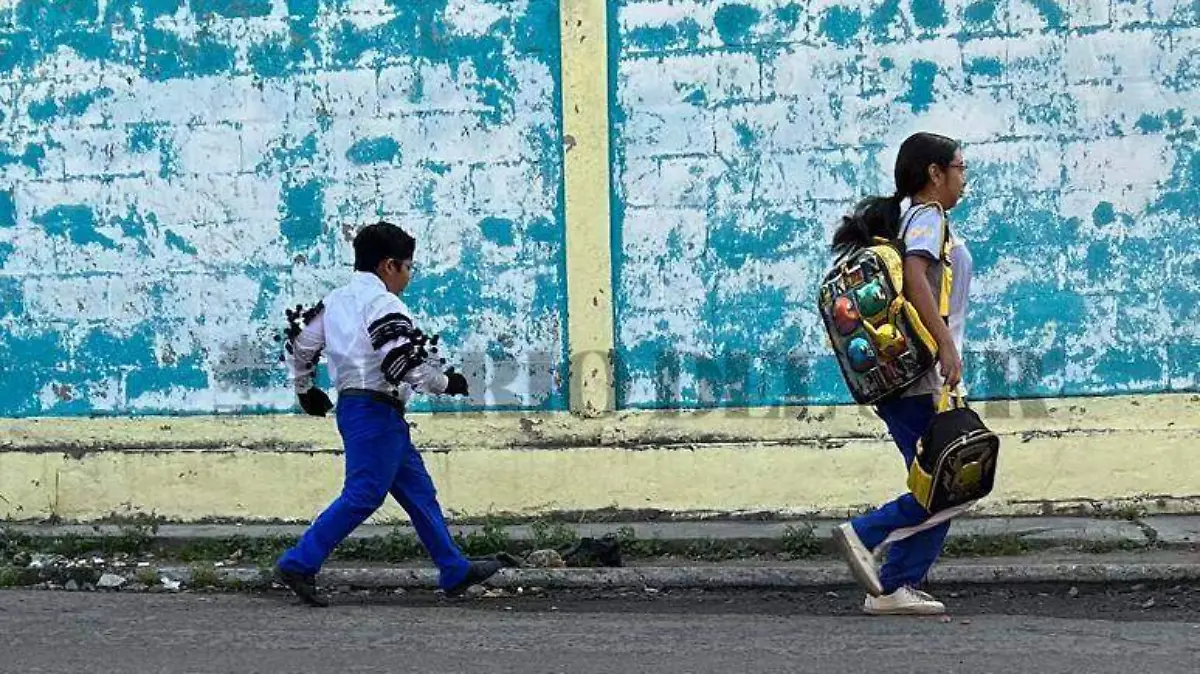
[274,221,502,606]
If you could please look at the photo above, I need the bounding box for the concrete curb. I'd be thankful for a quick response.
[4,515,1176,549]
[306,561,1200,590]
[8,555,1200,593]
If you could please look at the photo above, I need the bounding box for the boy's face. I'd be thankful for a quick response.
[378,257,413,294]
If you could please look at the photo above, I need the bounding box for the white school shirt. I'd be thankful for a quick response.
[899,202,974,397]
[286,272,449,402]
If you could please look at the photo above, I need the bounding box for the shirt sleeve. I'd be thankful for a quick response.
[901,206,947,261]
[366,294,450,395]
[284,301,326,394]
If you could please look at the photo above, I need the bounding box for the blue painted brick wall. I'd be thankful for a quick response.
[3,0,1196,417]
[610,0,1200,408]
[0,0,569,416]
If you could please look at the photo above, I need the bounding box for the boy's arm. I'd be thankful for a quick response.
[284,302,334,415]
[367,297,466,396]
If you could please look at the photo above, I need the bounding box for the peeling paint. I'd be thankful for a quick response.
[610,0,1200,408]
[4,392,1200,521]
[0,0,568,417]
[6,0,1197,419]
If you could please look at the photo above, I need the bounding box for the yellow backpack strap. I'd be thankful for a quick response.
[936,384,965,413]
[928,203,953,322]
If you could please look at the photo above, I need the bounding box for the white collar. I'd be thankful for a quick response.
[352,271,387,291]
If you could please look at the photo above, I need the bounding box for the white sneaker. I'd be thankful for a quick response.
[863,587,946,616]
[832,522,884,597]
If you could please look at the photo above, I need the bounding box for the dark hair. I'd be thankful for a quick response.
[353,220,416,272]
[831,132,960,257]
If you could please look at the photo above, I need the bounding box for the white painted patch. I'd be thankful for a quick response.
[972,257,1038,301]
[151,12,203,42]
[965,140,1065,193]
[619,104,715,159]
[1062,135,1171,208]
[1064,29,1168,83]
[767,44,860,99]
[471,161,554,218]
[1069,0,1112,28]
[622,51,762,106]
[445,0,517,36]
[509,55,559,119]
[622,206,708,286]
[384,61,489,115]
[620,0,716,34]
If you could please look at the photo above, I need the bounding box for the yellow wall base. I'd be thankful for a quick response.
[1,393,1197,522]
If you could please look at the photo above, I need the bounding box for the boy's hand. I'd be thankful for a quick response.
[444,368,469,396]
[297,387,334,416]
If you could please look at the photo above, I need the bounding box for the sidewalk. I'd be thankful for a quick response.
[3,515,1197,593]
[7,514,1199,549]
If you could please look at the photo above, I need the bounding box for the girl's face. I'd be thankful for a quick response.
[932,149,967,210]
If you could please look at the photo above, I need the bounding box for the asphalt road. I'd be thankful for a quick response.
[2,583,1198,673]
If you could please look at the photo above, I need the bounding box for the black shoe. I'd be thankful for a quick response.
[444,560,505,598]
[274,566,328,607]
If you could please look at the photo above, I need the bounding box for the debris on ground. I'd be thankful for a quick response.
[97,574,127,590]
[526,549,565,568]
[559,536,623,568]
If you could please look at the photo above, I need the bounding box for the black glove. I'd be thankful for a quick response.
[444,368,469,396]
[297,387,334,416]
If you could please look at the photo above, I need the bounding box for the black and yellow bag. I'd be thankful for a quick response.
[907,388,1001,513]
[817,204,953,405]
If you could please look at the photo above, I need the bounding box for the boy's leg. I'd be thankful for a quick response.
[388,421,472,591]
[278,402,402,577]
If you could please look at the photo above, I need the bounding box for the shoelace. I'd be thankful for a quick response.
[906,587,937,601]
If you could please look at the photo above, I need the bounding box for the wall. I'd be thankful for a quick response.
[610,0,1200,408]
[0,0,569,417]
[1,0,1198,523]
[3,0,1198,418]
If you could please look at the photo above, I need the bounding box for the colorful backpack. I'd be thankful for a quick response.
[817,203,954,405]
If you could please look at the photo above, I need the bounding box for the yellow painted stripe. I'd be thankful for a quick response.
[559,0,615,417]
[1,393,1197,522]
[4,429,1198,522]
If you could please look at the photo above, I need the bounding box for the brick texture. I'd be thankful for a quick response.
[0,0,568,416]
[610,0,1200,407]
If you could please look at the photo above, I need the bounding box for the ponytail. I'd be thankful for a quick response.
[831,132,960,257]
[830,194,904,258]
